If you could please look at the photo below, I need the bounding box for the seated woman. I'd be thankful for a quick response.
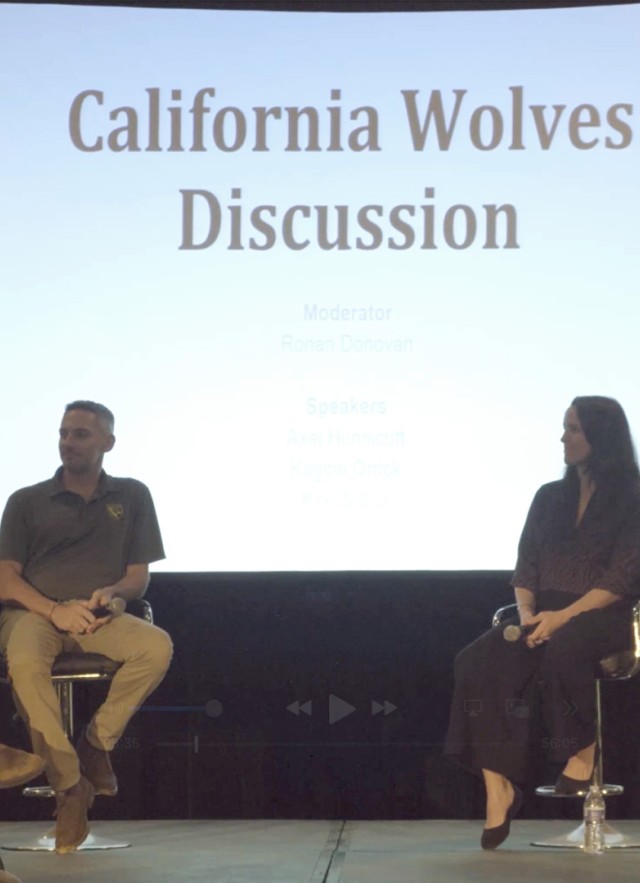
[445,395,640,849]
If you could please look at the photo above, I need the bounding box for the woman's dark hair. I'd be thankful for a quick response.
[568,395,639,486]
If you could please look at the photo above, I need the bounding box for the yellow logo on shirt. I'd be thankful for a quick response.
[106,503,124,520]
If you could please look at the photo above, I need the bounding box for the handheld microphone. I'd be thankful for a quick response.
[93,597,127,619]
[503,623,535,642]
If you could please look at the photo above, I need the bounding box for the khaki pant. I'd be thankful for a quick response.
[0,609,173,791]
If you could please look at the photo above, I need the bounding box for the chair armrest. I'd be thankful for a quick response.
[600,600,640,680]
[492,603,518,628]
[127,598,154,624]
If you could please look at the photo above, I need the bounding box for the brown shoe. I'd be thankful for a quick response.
[0,869,23,882]
[54,775,95,854]
[76,730,118,796]
[0,744,46,790]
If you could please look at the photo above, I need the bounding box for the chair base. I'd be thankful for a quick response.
[1,827,131,852]
[535,783,624,798]
[532,821,640,849]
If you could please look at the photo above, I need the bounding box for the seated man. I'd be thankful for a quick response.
[0,401,173,853]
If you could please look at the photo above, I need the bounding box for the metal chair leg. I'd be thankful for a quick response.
[532,680,640,849]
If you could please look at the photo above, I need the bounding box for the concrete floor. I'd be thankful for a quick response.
[0,819,639,883]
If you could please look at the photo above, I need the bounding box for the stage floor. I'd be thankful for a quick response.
[1,819,639,882]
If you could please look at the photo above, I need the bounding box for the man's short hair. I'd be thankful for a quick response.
[65,400,115,433]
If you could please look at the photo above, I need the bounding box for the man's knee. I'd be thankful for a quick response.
[142,626,173,675]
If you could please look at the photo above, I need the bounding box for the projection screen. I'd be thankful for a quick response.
[1,2,638,571]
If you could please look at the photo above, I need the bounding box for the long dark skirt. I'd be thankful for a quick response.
[444,590,634,783]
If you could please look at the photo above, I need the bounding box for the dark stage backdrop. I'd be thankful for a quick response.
[1,573,640,823]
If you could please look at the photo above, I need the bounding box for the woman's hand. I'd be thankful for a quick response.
[525,610,567,648]
[518,605,536,627]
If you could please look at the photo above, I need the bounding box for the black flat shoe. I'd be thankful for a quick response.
[554,772,592,796]
[554,744,598,796]
[481,785,523,850]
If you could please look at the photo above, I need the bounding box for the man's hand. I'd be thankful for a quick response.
[50,600,97,635]
[525,610,567,648]
[84,587,117,633]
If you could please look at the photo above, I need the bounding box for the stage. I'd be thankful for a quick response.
[1,819,639,882]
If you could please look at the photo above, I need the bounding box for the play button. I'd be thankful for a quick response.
[329,693,356,724]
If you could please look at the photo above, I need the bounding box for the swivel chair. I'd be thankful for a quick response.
[492,601,640,850]
[0,598,153,852]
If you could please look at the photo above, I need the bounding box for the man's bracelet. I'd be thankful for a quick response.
[48,601,61,621]
[517,603,534,611]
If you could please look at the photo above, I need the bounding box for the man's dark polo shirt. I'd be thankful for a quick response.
[0,469,165,601]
